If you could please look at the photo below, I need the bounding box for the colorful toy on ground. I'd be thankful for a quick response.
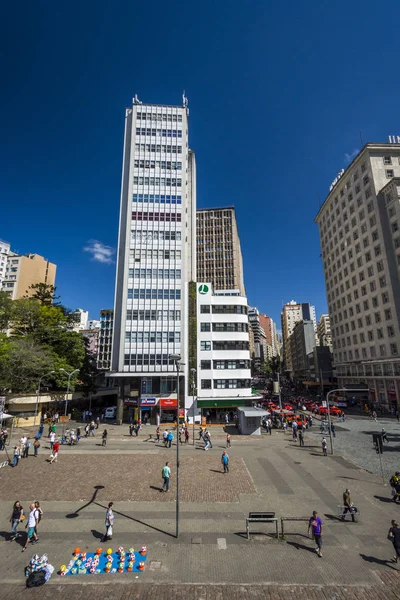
[61,547,147,576]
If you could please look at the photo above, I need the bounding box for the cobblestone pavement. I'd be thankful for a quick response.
[0,454,255,501]
[306,414,400,479]
[2,579,400,600]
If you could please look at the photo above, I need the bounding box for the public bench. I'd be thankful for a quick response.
[246,512,279,540]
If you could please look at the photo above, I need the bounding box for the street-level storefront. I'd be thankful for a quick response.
[160,398,178,423]
[140,397,159,424]
[197,399,251,424]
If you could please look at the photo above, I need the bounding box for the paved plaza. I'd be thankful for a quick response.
[1,418,400,598]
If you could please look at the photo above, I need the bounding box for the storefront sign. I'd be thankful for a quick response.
[388,135,400,144]
[160,398,178,408]
[124,398,138,406]
[140,398,157,406]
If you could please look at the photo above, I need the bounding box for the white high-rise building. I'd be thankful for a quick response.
[0,240,10,288]
[72,309,89,331]
[112,95,196,413]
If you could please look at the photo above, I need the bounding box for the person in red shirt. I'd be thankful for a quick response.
[50,440,60,464]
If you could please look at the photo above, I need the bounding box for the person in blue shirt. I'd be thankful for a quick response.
[167,431,174,448]
[221,450,229,473]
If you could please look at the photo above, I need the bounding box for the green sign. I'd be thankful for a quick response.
[198,284,209,294]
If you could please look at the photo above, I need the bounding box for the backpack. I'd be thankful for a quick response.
[26,570,46,588]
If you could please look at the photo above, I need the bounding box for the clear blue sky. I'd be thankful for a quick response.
[2,1,400,328]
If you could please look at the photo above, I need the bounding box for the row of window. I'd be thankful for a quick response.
[133,177,182,187]
[201,379,251,389]
[200,341,249,351]
[135,144,182,154]
[136,113,183,122]
[127,288,181,300]
[131,230,181,241]
[335,341,398,363]
[200,305,247,315]
[200,360,251,370]
[125,331,180,343]
[124,354,176,366]
[130,249,181,260]
[200,322,248,333]
[128,269,181,279]
[132,194,182,205]
[135,128,183,138]
[332,308,392,336]
[126,310,181,321]
[131,211,182,222]
[134,160,182,170]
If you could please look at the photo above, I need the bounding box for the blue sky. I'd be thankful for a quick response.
[2,1,400,328]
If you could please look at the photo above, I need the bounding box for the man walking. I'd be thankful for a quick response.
[102,502,114,542]
[321,437,327,456]
[161,461,171,492]
[226,433,231,448]
[12,445,20,467]
[163,429,168,447]
[221,450,229,473]
[167,430,174,448]
[49,431,55,451]
[298,429,304,447]
[341,488,355,522]
[33,438,40,457]
[49,439,59,463]
[308,510,323,557]
[292,420,298,440]
[22,503,39,552]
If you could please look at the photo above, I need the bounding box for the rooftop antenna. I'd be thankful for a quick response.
[133,94,142,105]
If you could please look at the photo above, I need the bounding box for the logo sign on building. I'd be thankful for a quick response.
[329,169,345,192]
[388,135,400,144]
[198,284,209,295]
[160,398,178,408]
[140,398,157,406]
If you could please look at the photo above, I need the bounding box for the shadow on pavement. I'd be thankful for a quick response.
[209,469,224,474]
[374,495,394,504]
[324,514,343,522]
[65,485,105,519]
[360,553,398,570]
[286,540,316,554]
[149,485,162,492]
[90,529,103,540]
[93,501,176,539]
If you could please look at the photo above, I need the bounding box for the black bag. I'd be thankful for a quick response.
[26,570,46,588]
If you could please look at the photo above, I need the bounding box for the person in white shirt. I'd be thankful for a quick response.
[49,431,55,451]
[22,504,38,551]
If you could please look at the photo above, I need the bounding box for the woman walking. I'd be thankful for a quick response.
[10,501,24,540]
[388,520,400,563]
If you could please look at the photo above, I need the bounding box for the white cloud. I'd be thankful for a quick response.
[83,240,115,264]
[344,148,359,163]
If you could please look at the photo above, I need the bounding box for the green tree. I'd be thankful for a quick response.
[0,337,54,394]
[25,283,60,306]
[0,291,13,333]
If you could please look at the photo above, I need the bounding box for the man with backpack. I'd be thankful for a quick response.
[22,503,39,552]
[390,472,400,502]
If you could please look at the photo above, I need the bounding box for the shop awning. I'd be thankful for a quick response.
[238,407,269,417]
[197,399,250,409]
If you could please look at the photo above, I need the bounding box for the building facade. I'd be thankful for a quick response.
[317,314,332,348]
[1,252,56,300]
[196,283,261,422]
[111,96,196,410]
[197,207,245,295]
[290,320,316,380]
[281,301,316,375]
[0,240,10,288]
[98,309,114,370]
[315,141,400,408]
[248,307,268,370]
[72,309,89,332]
[259,314,280,357]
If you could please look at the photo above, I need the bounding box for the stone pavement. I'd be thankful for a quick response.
[1,424,400,595]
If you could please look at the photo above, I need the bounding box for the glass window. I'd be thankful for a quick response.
[201,379,212,389]
[200,323,211,332]
[200,341,211,351]
[200,360,211,369]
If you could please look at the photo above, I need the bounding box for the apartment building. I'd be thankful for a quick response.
[281,301,316,374]
[197,207,245,295]
[290,320,316,380]
[98,309,114,370]
[1,252,56,299]
[72,308,89,332]
[259,314,280,357]
[315,141,400,408]
[317,314,332,348]
[0,240,10,288]
[248,307,268,370]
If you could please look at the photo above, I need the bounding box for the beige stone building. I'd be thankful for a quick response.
[196,207,245,295]
[1,252,56,300]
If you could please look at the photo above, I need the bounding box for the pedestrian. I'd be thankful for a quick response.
[49,440,59,463]
[102,429,108,447]
[299,429,304,447]
[54,412,59,423]
[268,418,272,434]
[388,519,400,563]
[90,421,95,437]
[292,421,298,440]
[221,450,229,473]
[283,421,287,434]
[163,429,168,447]
[226,433,231,448]
[321,437,327,456]
[12,445,20,467]
[102,502,114,542]
[49,431,55,451]
[381,428,389,443]
[76,427,81,442]
[372,410,377,422]
[156,426,160,443]
[396,410,400,423]
[24,438,31,458]
[225,413,229,426]
[167,431,174,448]
[390,472,400,499]
[199,426,204,441]
[10,501,24,540]
[19,436,27,458]
[135,423,140,436]
[330,423,336,438]
[129,424,134,437]
[184,427,189,443]
[33,437,40,457]
[38,424,44,437]
[161,461,171,492]
[22,503,39,552]
[308,510,323,557]
[85,424,89,438]
[34,501,43,536]
[393,480,400,504]
[341,489,355,522]
[96,416,100,429]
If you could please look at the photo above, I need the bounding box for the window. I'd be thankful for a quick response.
[375,312,381,323]
[201,379,212,389]
[200,305,210,313]
[383,156,392,165]
[214,379,250,389]
[213,341,249,351]
[380,344,386,357]
[386,169,394,179]
[385,308,392,320]
[200,323,211,332]
[200,341,211,351]
[391,343,398,356]
[212,305,247,314]
[370,281,376,292]
[372,296,379,307]
[379,276,387,288]
[382,292,389,304]
[388,325,395,337]
[200,360,211,369]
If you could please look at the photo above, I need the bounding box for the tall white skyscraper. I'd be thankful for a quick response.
[112,96,196,412]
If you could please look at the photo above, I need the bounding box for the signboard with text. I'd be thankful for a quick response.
[160,398,178,408]
[140,398,157,406]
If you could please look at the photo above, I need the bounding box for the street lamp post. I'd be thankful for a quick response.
[191,368,196,447]
[34,371,55,428]
[169,354,182,539]
[60,368,79,417]
[325,387,367,454]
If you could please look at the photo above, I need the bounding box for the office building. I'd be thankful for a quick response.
[72,309,89,332]
[98,309,114,370]
[1,252,56,300]
[82,328,100,356]
[111,95,196,410]
[248,307,268,370]
[87,319,101,330]
[259,314,280,357]
[290,320,316,380]
[0,240,10,288]
[318,314,332,348]
[281,301,316,375]
[315,141,400,408]
[197,207,245,295]
[196,283,261,421]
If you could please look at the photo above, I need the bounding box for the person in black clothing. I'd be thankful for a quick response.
[102,429,108,447]
[10,501,24,540]
[388,520,400,563]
